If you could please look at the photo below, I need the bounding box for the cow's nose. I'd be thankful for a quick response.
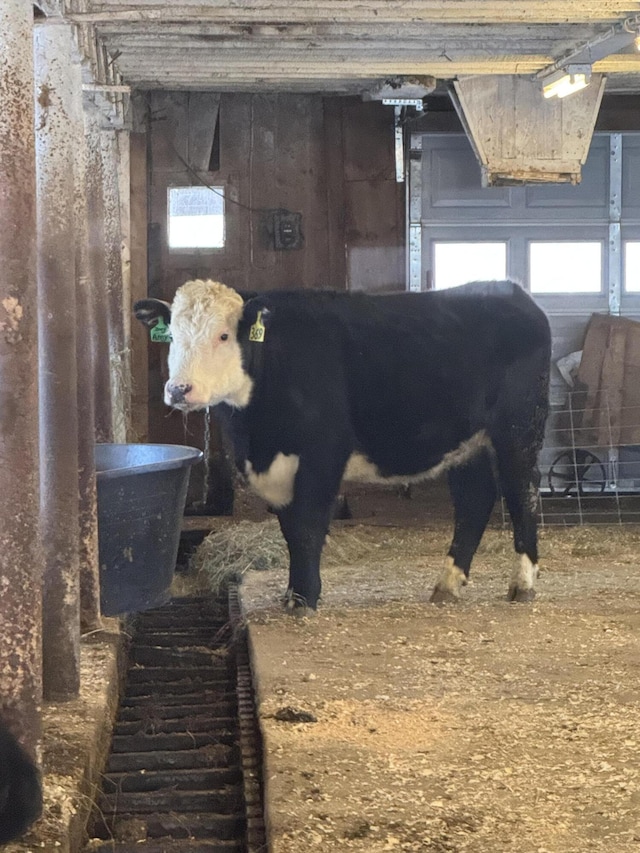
[168,383,192,405]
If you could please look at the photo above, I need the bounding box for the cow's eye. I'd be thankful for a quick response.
[220,333,229,341]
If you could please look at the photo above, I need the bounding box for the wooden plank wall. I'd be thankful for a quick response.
[147,92,404,297]
[139,92,404,490]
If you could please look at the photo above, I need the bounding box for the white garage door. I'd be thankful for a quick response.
[409,132,640,502]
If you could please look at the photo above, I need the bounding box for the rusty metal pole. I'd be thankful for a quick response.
[85,114,114,444]
[35,21,81,700]
[0,0,43,759]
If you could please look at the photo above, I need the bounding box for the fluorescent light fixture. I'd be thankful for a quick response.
[541,64,591,99]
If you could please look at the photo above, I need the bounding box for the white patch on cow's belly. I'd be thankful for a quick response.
[245,453,300,508]
[343,430,492,485]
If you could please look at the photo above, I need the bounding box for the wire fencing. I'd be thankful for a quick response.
[536,388,640,525]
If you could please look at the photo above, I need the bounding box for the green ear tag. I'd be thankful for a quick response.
[150,317,172,343]
[249,310,266,343]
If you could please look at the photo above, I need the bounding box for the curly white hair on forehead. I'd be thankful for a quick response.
[172,279,244,330]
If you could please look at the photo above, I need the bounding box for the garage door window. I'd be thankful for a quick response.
[433,242,507,290]
[529,241,602,293]
[624,242,640,292]
[168,186,225,249]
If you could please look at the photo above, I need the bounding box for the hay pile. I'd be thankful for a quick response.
[191,519,402,593]
[191,520,287,592]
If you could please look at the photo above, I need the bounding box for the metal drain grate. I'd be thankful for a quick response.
[86,591,266,853]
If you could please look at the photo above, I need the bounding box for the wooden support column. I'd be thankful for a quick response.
[75,71,102,632]
[117,129,133,440]
[129,126,149,442]
[101,129,128,441]
[85,115,114,443]
[35,21,81,700]
[0,0,42,758]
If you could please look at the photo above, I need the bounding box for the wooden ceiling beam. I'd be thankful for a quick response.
[63,2,639,26]
[91,22,605,40]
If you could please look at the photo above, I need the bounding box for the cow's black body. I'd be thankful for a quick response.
[212,280,551,608]
[0,720,42,843]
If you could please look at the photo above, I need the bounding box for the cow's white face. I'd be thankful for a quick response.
[165,279,253,411]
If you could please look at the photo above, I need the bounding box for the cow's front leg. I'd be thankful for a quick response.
[277,504,332,612]
[271,445,349,612]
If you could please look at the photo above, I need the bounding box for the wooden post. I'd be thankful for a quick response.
[35,21,81,700]
[100,129,128,441]
[0,0,42,758]
[85,114,114,443]
[74,64,102,632]
[117,129,133,439]
[130,128,149,442]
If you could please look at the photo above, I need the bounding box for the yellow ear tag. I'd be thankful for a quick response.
[249,310,266,343]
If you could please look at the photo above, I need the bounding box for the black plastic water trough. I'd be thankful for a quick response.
[95,444,203,616]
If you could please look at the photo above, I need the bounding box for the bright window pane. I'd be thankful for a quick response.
[625,242,640,292]
[433,242,507,290]
[529,242,601,293]
[168,186,225,249]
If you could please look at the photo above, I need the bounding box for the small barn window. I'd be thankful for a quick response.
[433,242,507,290]
[624,242,640,292]
[168,186,225,249]
[529,241,602,293]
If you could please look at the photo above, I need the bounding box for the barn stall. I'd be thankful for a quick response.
[1,1,640,851]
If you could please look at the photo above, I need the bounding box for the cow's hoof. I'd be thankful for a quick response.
[284,601,317,618]
[429,588,460,605]
[508,586,536,603]
[283,590,317,616]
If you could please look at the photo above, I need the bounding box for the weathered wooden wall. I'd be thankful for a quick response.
[147,92,404,296]
[139,92,404,499]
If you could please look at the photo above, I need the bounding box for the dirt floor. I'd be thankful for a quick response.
[4,628,123,853]
[11,481,640,853]
[232,483,640,853]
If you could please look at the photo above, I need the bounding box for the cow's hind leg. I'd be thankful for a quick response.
[494,439,541,602]
[431,450,497,604]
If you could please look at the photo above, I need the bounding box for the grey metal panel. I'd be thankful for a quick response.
[523,137,609,211]
[423,136,513,217]
[422,133,613,224]
[621,135,640,223]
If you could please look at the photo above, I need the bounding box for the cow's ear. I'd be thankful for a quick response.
[242,297,273,331]
[133,298,172,328]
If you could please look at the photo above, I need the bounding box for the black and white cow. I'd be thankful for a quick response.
[135,279,550,611]
[0,719,42,843]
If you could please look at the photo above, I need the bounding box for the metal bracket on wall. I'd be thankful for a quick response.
[81,84,130,130]
[608,133,622,315]
[382,98,424,183]
[407,134,423,291]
